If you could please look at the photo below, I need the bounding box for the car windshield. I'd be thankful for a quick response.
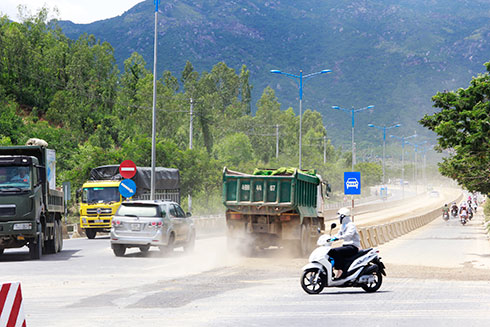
[82,187,120,204]
[0,166,31,190]
[117,204,159,217]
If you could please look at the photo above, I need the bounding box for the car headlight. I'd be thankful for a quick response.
[13,223,32,230]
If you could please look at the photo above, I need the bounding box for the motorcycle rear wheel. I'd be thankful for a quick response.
[301,268,325,294]
[361,269,383,293]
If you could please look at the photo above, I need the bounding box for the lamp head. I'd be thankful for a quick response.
[395,124,401,127]
[367,105,374,109]
[332,106,339,110]
[270,70,281,74]
[368,124,375,127]
[321,69,332,74]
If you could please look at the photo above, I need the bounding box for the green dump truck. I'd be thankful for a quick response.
[223,167,328,256]
[0,144,64,259]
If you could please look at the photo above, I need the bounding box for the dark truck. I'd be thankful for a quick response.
[0,145,64,259]
[223,167,328,256]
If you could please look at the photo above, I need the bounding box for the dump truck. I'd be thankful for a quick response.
[223,167,329,256]
[0,144,64,259]
[79,165,180,239]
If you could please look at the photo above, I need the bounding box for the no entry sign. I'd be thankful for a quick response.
[119,160,136,179]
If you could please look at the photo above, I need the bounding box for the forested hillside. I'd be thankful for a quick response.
[1,10,388,213]
[56,0,490,149]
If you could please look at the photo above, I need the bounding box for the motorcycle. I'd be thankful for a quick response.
[442,212,449,221]
[300,223,386,294]
[451,208,458,218]
[460,212,468,225]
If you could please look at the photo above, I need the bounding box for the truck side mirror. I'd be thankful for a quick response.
[186,212,192,218]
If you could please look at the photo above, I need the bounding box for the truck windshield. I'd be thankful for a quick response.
[0,166,31,190]
[82,187,120,204]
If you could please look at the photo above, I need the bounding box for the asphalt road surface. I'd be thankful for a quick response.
[1,198,489,326]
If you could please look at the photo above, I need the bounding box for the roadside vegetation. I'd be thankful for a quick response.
[420,61,490,195]
[1,9,435,215]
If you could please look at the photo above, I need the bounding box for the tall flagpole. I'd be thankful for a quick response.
[150,0,159,200]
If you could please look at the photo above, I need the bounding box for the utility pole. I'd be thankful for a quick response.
[188,98,194,212]
[275,124,279,159]
[323,135,327,164]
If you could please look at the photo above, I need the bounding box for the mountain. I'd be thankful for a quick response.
[57,0,490,146]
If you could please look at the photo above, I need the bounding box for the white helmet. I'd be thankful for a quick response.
[337,207,351,223]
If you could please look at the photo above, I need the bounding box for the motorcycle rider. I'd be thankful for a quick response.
[442,204,449,219]
[451,202,458,217]
[328,207,361,279]
[459,202,468,222]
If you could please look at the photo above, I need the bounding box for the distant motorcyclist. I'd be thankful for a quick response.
[442,204,449,220]
[450,202,458,217]
[459,202,468,222]
[328,207,360,279]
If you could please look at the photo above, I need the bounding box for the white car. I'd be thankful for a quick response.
[110,200,195,257]
[346,178,359,189]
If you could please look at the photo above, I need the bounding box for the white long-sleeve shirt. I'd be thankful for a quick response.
[333,216,361,249]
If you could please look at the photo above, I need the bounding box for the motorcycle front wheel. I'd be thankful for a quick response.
[301,268,325,294]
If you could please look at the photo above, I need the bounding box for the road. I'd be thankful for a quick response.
[1,193,489,327]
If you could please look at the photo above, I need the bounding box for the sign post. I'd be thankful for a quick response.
[344,172,361,221]
[119,160,137,199]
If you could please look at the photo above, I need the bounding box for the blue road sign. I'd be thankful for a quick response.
[344,172,361,195]
[119,179,137,198]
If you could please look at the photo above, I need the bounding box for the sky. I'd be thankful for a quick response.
[0,0,145,24]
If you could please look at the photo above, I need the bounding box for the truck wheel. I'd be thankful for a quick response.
[57,220,63,252]
[45,224,57,254]
[299,224,311,257]
[113,244,126,257]
[86,229,97,239]
[29,233,42,260]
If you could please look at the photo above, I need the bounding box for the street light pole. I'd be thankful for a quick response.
[150,0,160,200]
[405,140,427,194]
[368,123,401,186]
[390,134,417,198]
[270,68,331,170]
[332,105,375,171]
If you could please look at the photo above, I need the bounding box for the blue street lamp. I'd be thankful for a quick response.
[390,133,417,198]
[368,123,401,184]
[270,69,331,170]
[332,105,375,171]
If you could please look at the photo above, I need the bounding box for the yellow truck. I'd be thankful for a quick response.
[79,165,180,239]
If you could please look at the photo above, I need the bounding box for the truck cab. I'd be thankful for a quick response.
[0,145,64,259]
[79,180,122,239]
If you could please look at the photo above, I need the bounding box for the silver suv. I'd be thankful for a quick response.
[110,200,195,257]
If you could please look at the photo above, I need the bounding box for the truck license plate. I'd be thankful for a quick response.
[131,223,141,231]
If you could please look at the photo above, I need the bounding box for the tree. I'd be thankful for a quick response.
[215,133,254,167]
[419,61,490,193]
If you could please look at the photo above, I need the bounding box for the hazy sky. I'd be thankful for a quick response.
[0,0,145,24]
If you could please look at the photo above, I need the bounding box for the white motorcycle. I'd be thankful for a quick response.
[301,223,386,294]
